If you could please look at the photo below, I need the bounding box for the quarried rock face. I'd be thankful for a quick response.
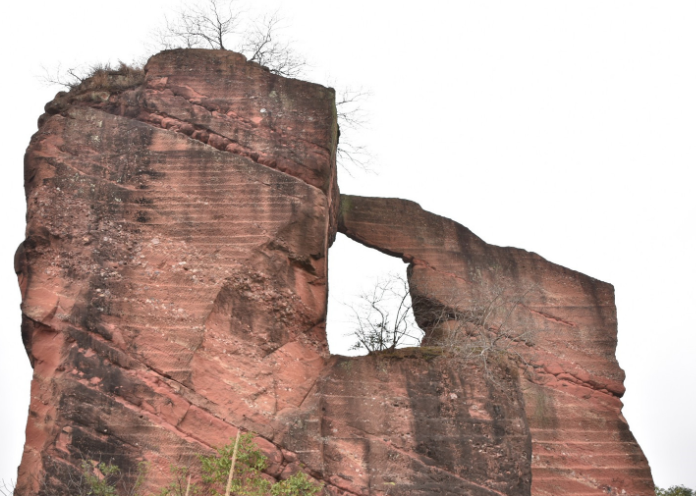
[15,47,653,496]
[302,352,531,496]
[338,195,655,496]
[15,49,532,496]
[16,49,337,495]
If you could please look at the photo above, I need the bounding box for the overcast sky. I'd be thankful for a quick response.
[1,0,694,490]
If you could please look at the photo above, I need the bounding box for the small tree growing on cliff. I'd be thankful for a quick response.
[156,0,306,78]
[334,85,372,173]
[346,273,424,353]
[347,269,540,384]
[415,277,540,382]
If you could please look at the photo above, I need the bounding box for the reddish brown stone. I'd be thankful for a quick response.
[338,194,655,496]
[293,352,532,496]
[17,47,534,496]
[17,47,651,496]
[16,49,337,495]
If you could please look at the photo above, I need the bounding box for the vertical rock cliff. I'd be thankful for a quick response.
[16,49,338,495]
[338,195,655,496]
[14,49,653,495]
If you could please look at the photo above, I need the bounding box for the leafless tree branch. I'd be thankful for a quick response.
[0,479,15,496]
[157,0,239,50]
[40,61,144,92]
[241,13,306,78]
[156,1,306,79]
[40,63,89,89]
[411,272,542,389]
[335,86,373,174]
[346,273,424,354]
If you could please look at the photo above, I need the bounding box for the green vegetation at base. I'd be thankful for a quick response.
[81,461,122,496]
[270,473,323,496]
[656,486,695,496]
[198,433,272,496]
[75,434,322,496]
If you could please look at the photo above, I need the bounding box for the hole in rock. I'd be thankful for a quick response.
[327,233,424,356]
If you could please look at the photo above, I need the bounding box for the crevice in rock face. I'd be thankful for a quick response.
[45,101,330,195]
[124,108,330,190]
[40,62,336,195]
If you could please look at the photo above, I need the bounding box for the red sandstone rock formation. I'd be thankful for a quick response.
[338,195,655,496]
[16,49,336,495]
[15,49,534,496]
[303,353,531,496]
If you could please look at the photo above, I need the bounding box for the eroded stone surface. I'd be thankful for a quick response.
[16,50,337,495]
[338,194,655,496]
[16,47,652,496]
[301,353,531,496]
[16,49,532,496]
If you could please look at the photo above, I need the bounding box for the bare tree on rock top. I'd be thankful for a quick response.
[346,269,542,388]
[156,0,306,78]
[157,1,372,173]
[42,0,371,174]
[346,273,424,354]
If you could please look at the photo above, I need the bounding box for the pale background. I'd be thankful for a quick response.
[1,0,694,490]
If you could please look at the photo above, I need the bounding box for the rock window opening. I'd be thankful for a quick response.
[327,233,424,356]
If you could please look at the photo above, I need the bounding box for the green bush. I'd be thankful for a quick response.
[199,433,271,496]
[656,486,695,496]
[68,435,322,496]
[158,465,199,496]
[197,434,322,496]
[77,460,148,496]
[82,461,120,496]
[270,472,322,496]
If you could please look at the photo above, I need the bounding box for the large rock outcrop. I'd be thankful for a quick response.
[304,353,531,496]
[16,49,337,495]
[338,195,655,496]
[14,49,538,496]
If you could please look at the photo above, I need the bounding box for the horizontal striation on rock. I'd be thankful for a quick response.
[338,194,655,496]
[17,47,535,496]
[305,354,532,496]
[16,46,653,496]
[16,50,338,495]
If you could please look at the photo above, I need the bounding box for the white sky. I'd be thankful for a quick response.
[1,0,694,490]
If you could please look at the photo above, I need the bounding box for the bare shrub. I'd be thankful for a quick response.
[0,479,15,496]
[346,272,424,354]
[345,266,541,386]
[334,86,372,173]
[156,0,305,78]
[412,273,541,386]
[42,61,144,92]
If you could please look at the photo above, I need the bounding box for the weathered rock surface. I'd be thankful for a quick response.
[301,352,532,496]
[16,49,337,495]
[14,49,535,496]
[338,195,655,496]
